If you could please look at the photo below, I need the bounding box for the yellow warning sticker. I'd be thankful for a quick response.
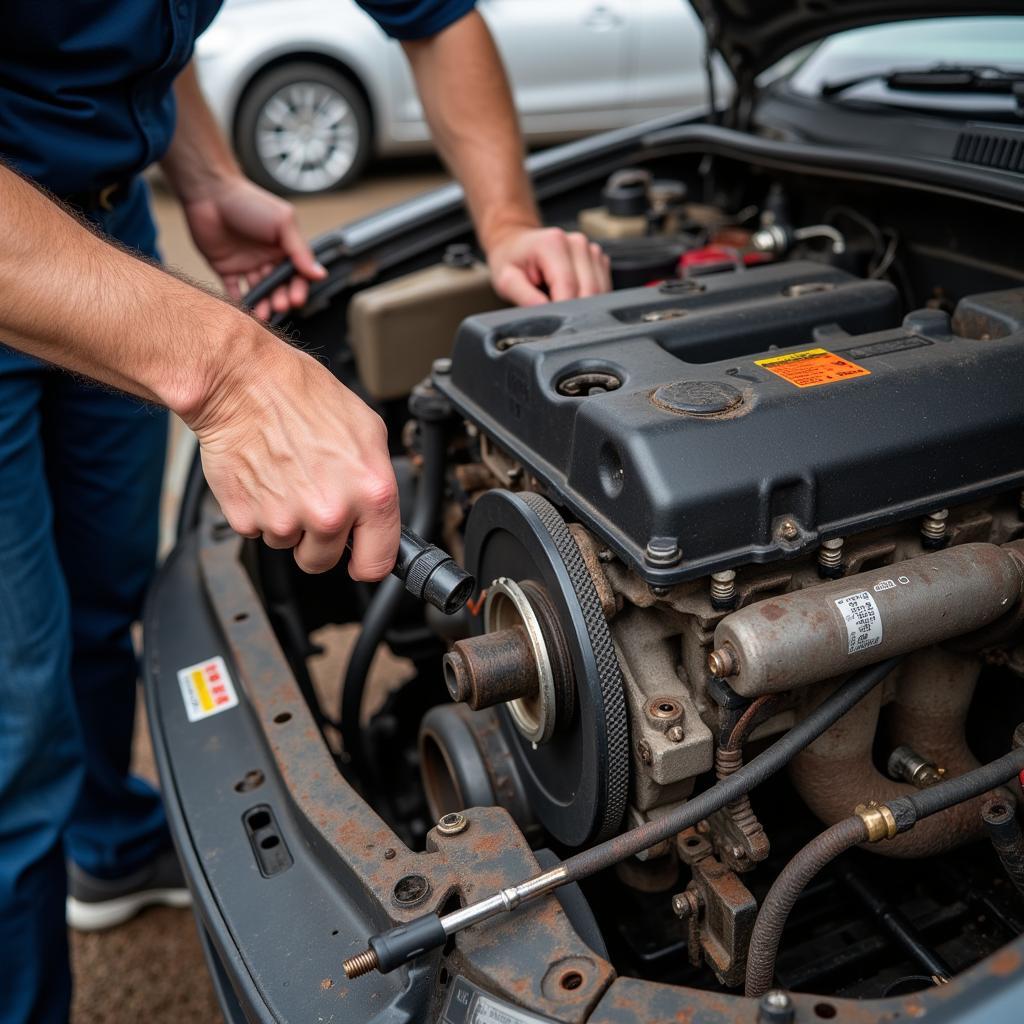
[755,347,870,389]
[177,655,238,722]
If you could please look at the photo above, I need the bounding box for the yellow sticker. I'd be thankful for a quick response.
[177,655,238,722]
[755,347,870,389]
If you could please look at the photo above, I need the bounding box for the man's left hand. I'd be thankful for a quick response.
[182,177,326,320]
[487,226,611,307]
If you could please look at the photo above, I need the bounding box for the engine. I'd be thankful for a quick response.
[409,256,1024,988]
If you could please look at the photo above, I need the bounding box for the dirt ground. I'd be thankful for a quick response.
[69,156,446,1024]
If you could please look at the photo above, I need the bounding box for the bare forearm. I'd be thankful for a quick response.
[0,163,272,420]
[403,11,539,253]
[161,61,240,200]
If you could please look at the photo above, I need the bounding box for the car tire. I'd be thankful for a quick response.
[235,62,372,195]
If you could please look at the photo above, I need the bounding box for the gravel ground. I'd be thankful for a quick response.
[69,158,445,1024]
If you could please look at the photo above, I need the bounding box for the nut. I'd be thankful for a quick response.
[436,812,468,836]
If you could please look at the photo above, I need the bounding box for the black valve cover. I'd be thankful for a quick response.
[434,262,1024,584]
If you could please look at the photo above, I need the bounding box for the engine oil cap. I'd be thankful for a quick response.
[652,379,743,416]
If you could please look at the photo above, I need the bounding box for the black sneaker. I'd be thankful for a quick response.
[66,847,191,931]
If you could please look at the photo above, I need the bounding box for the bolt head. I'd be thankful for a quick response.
[711,569,736,583]
[432,357,453,375]
[393,874,431,906]
[821,538,844,551]
[645,536,682,567]
[778,519,800,541]
[437,811,468,836]
[667,725,685,743]
[637,740,653,765]
[671,893,691,918]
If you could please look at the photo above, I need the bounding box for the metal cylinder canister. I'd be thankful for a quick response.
[712,542,1024,696]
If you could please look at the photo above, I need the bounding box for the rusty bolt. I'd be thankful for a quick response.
[671,889,702,921]
[667,725,685,743]
[637,740,653,765]
[393,874,430,906]
[437,812,468,836]
[778,519,800,542]
[707,645,737,678]
[710,570,737,608]
[597,548,615,563]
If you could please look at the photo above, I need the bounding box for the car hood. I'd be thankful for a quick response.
[689,1,1024,91]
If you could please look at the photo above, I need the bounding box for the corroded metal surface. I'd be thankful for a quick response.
[198,513,614,1022]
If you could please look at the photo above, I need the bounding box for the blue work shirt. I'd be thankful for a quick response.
[0,0,476,197]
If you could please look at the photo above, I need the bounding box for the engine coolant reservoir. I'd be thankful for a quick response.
[348,244,504,400]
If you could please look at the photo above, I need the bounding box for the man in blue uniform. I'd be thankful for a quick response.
[0,2,609,1020]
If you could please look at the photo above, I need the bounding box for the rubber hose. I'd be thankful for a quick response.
[982,801,1024,900]
[890,748,1024,825]
[559,658,900,883]
[746,745,1024,997]
[339,415,448,763]
[744,817,868,996]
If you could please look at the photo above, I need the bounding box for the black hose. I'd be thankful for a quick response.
[560,659,900,882]
[982,799,1024,900]
[339,412,448,764]
[889,749,1024,827]
[746,817,868,997]
[351,659,902,977]
[746,743,1024,997]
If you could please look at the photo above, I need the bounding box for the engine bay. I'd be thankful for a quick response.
[243,149,1024,1014]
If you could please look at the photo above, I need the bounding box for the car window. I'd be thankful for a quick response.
[786,16,1024,97]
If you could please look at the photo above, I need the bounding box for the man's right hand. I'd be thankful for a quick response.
[187,337,400,577]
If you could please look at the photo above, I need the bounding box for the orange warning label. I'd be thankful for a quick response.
[755,347,870,389]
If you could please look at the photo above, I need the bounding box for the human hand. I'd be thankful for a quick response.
[187,331,400,577]
[486,226,611,306]
[181,176,327,320]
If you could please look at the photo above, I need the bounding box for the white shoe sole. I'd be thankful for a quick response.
[67,887,192,932]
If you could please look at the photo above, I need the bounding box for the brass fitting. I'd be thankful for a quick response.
[854,800,899,842]
[707,645,737,678]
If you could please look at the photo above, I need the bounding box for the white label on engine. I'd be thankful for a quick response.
[835,591,883,654]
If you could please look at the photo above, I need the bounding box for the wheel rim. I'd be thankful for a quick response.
[255,80,360,192]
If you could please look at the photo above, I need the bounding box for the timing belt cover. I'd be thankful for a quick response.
[463,490,629,846]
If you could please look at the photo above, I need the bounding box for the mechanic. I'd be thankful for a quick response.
[0,3,609,1021]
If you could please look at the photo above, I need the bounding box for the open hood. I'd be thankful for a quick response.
[690,2,1024,93]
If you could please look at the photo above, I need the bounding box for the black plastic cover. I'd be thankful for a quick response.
[435,263,1024,584]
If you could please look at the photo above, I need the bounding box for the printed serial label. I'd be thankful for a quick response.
[177,655,238,722]
[835,591,883,655]
[755,347,870,388]
[471,997,550,1024]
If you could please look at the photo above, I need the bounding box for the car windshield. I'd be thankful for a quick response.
[786,17,1024,114]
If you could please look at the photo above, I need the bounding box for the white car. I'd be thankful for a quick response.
[195,0,710,194]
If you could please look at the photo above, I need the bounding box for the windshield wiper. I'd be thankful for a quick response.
[821,64,1024,99]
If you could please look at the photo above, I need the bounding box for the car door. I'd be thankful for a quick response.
[385,0,631,141]
[624,0,711,119]
[478,0,630,135]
